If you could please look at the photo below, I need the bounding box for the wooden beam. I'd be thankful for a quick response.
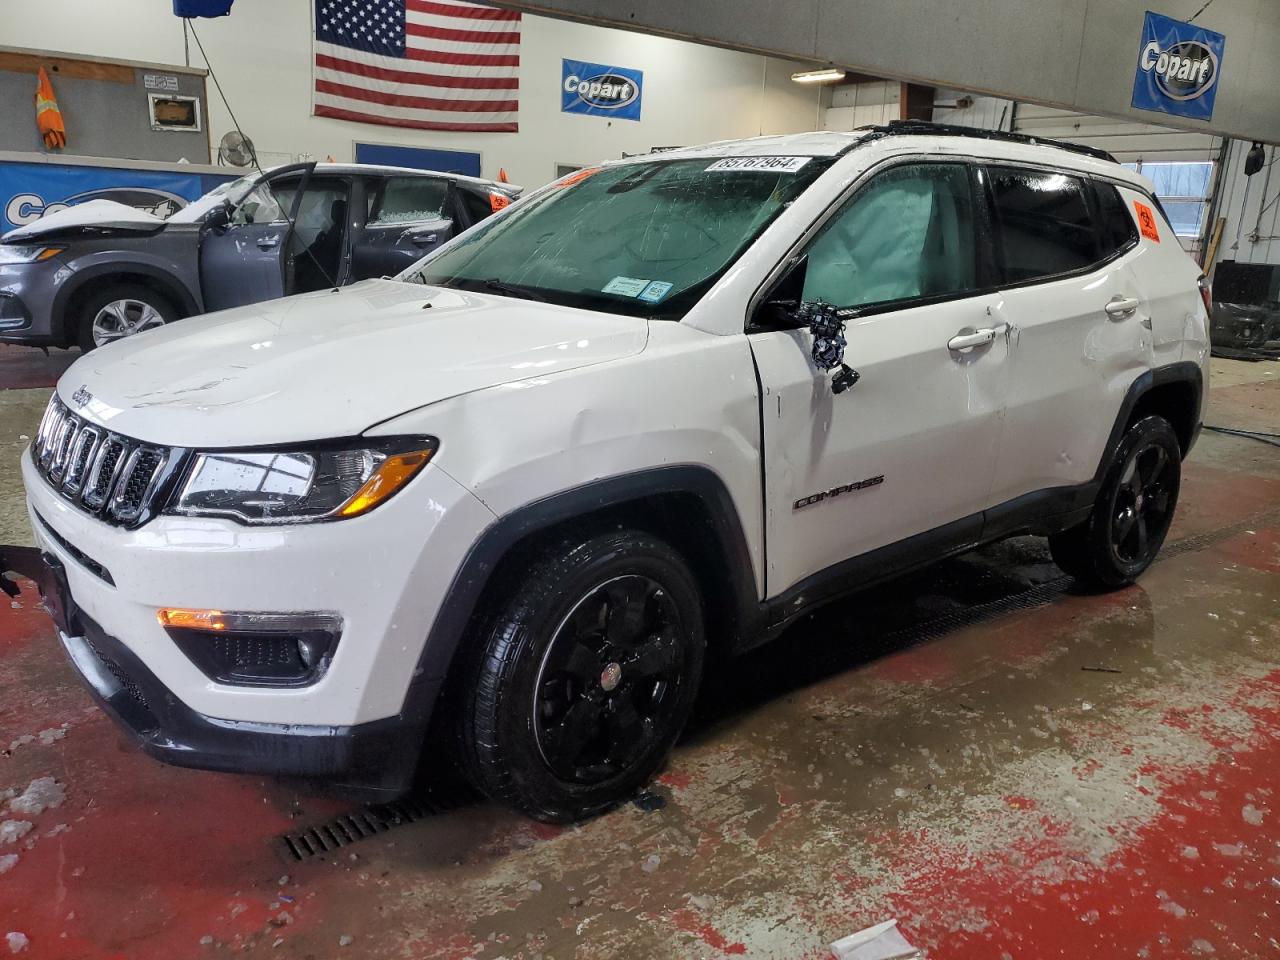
[0,50,133,85]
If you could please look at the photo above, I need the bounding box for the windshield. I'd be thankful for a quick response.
[167,170,274,223]
[404,156,834,318]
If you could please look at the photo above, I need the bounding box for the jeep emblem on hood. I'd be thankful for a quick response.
[71,385,92,407]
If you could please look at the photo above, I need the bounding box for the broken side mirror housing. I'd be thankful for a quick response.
[753,256,809,330]
[203,203,231,232]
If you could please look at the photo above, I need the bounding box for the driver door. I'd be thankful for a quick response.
[199,162,314,311]
[749,160,1011,598]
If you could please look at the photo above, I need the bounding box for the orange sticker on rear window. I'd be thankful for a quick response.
[552,167,601,189]
[1134,201,1160,242]
[488,191,511,213]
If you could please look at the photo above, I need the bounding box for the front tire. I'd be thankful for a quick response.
[76,283,176,352]
[455,529,705,822]
[1049,415,1182,589]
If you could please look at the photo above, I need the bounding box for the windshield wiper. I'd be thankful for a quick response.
[481,278,548,303]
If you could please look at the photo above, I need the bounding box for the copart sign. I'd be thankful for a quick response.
[1131,11,1225,121]
[561,59,643,122]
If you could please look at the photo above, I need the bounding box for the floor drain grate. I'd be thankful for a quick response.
[277,791,465,862]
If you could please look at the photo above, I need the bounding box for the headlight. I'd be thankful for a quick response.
[169,437,437,525]
[0,245,64,264]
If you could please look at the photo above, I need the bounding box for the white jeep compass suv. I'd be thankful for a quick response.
[21,122,1209,822]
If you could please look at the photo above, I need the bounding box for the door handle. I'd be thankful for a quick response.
[1104,296,1140,319]
[256,235,281,250]
[947,327,997,351]
[409,232,439,247]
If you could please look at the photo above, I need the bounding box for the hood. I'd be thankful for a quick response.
[59,279,649,447]
[3,200,165,241]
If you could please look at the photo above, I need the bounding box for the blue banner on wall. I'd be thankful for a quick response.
[561,59,643,122]
[1131,11,1225,122]
[1,162,234,233]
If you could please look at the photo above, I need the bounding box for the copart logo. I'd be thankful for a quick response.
[793,475,884,511]
[4,187,188,228]
[1139,38,1218,101]
[563,71,639,111]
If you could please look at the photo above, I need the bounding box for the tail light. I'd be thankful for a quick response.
[1198,276,1212,316]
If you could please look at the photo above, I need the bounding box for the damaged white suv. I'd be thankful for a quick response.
[22,122,1209,822]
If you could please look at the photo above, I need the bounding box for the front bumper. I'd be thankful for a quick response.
[28,548,430,796]
[0,258,62,345]
[21,442,495,787]
[1210,302,1280,359]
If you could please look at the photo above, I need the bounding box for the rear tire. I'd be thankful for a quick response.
[1049,415,1182,589]
[76,283,176,352]
[454,529,705,822]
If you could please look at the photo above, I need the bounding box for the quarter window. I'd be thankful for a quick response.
[1093,181,1139,258]
[802,163,979,311]
[988,168,1097,283]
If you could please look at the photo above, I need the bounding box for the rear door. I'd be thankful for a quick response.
[982,165,1152,508]
[350,175,454,280]
[199,163,314,311]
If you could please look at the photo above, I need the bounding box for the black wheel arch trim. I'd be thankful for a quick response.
[409,465,762,693]
[1096,361,1204,478]
[51,263,200,346]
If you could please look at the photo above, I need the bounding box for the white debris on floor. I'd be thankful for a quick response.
[8,777,65,816]
[4,932,28,954]
[0,821,32,846]
[830,919,922,960]
[0,854,17,874]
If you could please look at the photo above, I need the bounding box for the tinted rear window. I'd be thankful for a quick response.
[1094,181,1138,258]
[989,168,1097,283]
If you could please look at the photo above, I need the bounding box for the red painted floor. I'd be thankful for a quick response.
[1,372,1279,958]
[0,345,79,391]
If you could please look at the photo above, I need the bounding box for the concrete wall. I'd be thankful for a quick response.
[501,0,1279,145]
[0,0,822,188]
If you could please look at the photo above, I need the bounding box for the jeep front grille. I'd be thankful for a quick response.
[32,396,180,528]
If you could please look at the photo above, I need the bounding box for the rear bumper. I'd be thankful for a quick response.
[25,549,433,798]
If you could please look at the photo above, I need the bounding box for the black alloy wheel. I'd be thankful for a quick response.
[533,575,684,784]
[1107,442,1176,566]
[454,529,705,822]
[1049,415,1182,589]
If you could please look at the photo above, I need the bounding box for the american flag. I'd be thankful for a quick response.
[313,0,520,133]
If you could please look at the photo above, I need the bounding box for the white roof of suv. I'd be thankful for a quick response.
[619,124,1153,193]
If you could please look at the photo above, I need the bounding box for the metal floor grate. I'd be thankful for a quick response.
[277,790,467,862]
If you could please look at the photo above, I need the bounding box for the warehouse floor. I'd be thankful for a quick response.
[2,347,1279,959]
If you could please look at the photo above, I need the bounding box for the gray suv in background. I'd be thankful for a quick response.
[0,162,520,351]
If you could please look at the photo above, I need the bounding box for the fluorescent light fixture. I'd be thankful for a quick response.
[791,68,847,85]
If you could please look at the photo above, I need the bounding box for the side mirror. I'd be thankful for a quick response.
[795,299,860,395]
[203,203,231,232]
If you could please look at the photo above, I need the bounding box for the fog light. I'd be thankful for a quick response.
[158,609,343,687]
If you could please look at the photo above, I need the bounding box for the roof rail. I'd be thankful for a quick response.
[855,119,1120,165]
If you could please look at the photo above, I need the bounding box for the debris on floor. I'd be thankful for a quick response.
[0,822,32,846]
[7,778,65,817]
[830,918,921,960]
[4,932,28,955]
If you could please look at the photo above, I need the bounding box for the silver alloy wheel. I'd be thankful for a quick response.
[91,298,166,347]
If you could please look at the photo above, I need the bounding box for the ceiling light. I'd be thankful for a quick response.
[791,68,847,85]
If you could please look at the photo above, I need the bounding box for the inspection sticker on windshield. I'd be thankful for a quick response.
[603,276,650,297]
[705,156,812,173]
[638,281,673,303]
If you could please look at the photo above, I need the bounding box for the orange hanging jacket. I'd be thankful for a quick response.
[35,67,67,150]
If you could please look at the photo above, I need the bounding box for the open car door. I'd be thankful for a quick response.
[198,162,315,312]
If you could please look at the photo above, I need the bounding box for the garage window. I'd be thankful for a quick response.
[988,168,1097,283]
[1123,161,1212,238]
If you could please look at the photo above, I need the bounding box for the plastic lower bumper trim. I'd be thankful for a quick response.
[21,548,435,799]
